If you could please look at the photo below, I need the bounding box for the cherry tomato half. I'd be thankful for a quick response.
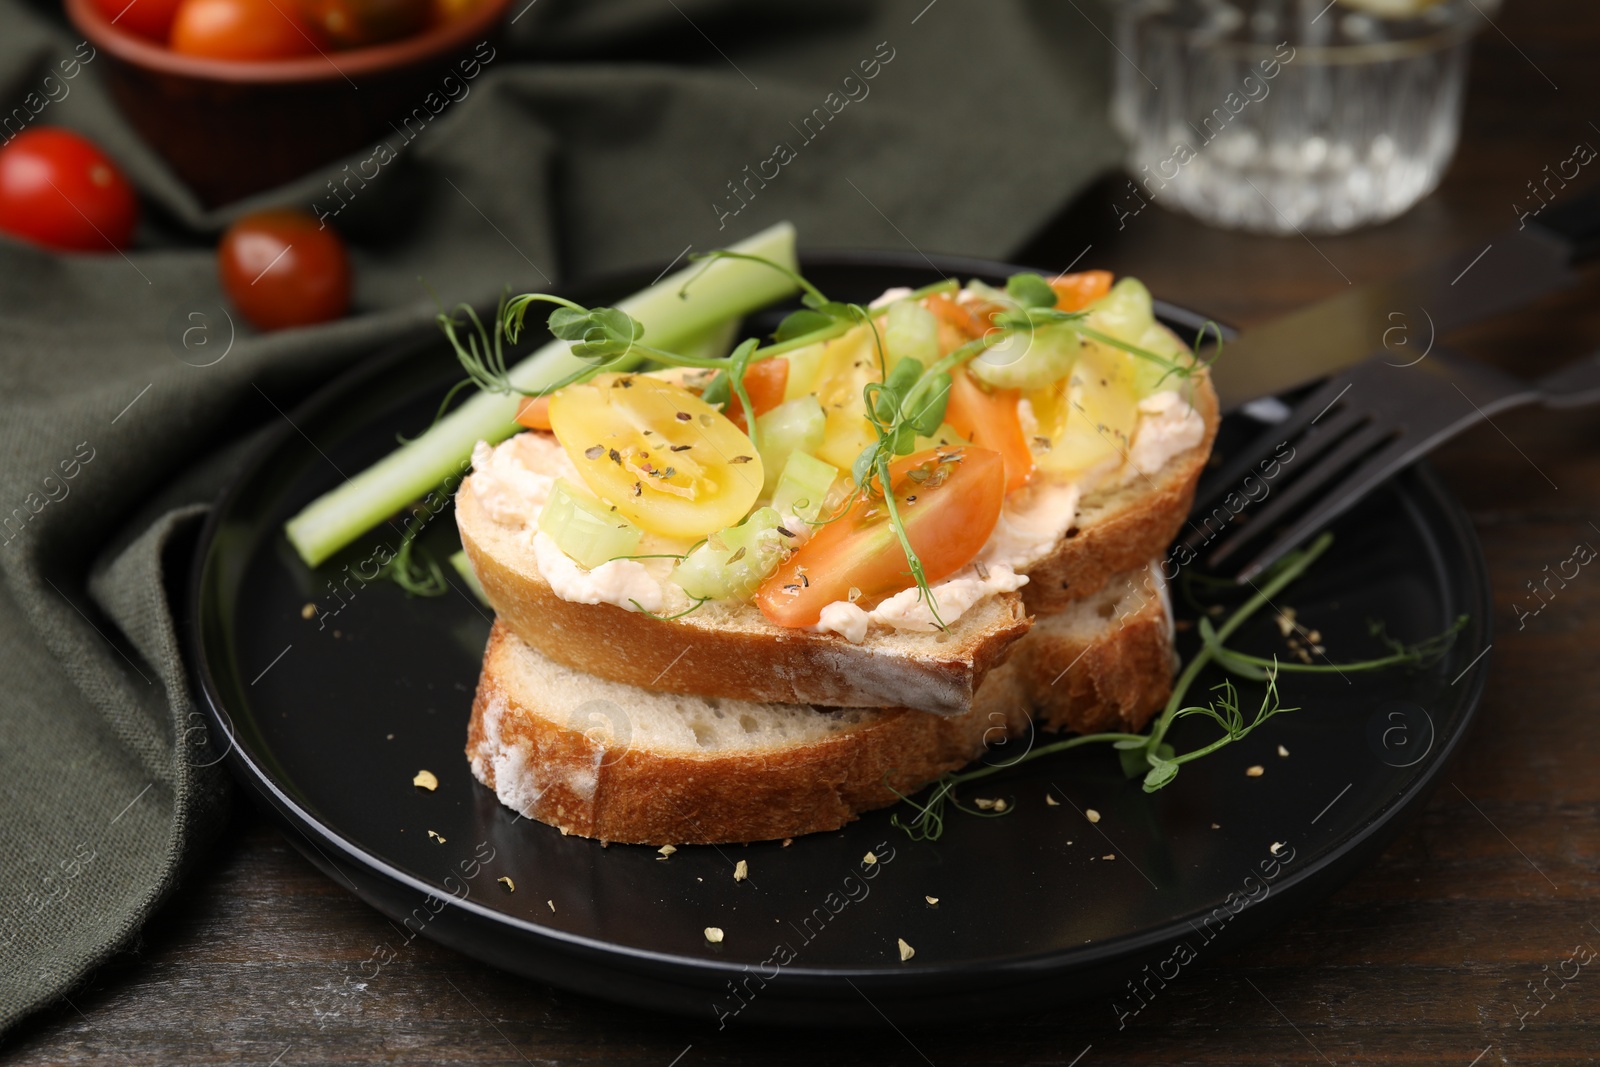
[943,366,1034,493]
[0,129,138,253]
[755,446,1005,628]
[723,357,788,432]
[170,0,320,59]
[514,394,553,430]
[90,0,186,41]
[218,209,350,331]
[1049,269,1113,312]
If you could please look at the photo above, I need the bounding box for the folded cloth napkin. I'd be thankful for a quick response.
[0,0,1117,1033]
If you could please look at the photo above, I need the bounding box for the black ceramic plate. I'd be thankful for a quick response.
[188,252,1492,1028]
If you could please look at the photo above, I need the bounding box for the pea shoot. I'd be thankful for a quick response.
[887,533,1471,842]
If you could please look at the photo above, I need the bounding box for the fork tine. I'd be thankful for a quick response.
[1182,405,1370,553]
[1191,373,1359,515]
[1230,432,1424,583]
[1206,419,1398,567]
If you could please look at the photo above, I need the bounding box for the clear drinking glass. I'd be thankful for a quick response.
[1110,0,1498,234]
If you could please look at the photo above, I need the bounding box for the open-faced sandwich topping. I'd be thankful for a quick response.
[467,267,1207,642]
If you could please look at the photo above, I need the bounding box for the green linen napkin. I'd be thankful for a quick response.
[0,0,1117,1033]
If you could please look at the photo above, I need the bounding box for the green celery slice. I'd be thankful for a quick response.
[538,479,643,569]
[770,450,839,523]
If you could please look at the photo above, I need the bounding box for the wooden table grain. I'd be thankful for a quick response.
[8,4,1599,1064]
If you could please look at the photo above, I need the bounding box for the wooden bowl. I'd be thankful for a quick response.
[65,0,512,207]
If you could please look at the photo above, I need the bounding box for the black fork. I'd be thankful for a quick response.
[1184,348,1600,583]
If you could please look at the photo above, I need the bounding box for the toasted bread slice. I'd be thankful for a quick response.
[465,564,1175,844]
[1011,561,1177,734]
[457,484,1032,718]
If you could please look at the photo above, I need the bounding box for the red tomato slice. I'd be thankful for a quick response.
[924,293,986,341]
[514,395,552,430]
[755,446,1005,629]
[944,366,1033,493]
[723,356,788,431]
[1050,270,1113,311]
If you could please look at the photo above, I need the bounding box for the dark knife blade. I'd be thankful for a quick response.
[1206,224,1577,411]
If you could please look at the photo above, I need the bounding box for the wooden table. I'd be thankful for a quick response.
[8,4,1598,1063]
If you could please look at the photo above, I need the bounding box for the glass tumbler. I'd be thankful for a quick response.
[1110,0,1498,234]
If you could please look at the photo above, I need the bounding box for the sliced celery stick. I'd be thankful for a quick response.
[673,315,741,364]
[673,507,787,601]
[885,299,939,369]
[971,322,1078,390]
[448,549,491,607]
[754,395,825,494]
[1085,277,1157,343]
[770,451,838,523]
[284,222,800,567]
[538,479,642,569]
[780,341,827,400]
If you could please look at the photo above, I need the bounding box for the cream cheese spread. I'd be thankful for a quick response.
[1124,390,1206,482]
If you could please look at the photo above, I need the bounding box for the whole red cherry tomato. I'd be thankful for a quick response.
[218,209,351,331]
[0,128,138,253]
[170,0,320,59]
[89,0,186,41]
[299,0,430,48]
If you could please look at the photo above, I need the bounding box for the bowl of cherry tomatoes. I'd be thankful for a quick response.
[65,0,510,206]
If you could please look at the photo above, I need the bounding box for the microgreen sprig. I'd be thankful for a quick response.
[888,532,1472,841]
[380,517,449,597]
[629,595,712,621]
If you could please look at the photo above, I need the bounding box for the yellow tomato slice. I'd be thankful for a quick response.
[812,325,885,471]
[1026,343,1140,479]
[548,374,764,540]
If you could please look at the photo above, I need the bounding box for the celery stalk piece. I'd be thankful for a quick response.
[885,299,939,369]
[754,395,825,494]
[283,222,801,567]
[671,315,741,365]
[770,451,839,523]
[448,549,491,607]
[672,507,787,601]
[538,479,643,569]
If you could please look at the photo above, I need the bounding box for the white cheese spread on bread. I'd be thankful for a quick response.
[1124,390,1207,483]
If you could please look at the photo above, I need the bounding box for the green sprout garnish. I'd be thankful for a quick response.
[629,595,712,621]
[381,522,449,597]
[888,532,1470,841]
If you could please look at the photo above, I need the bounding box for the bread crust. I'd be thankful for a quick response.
[458,486,1032,717]
[1020,371,1220,614]
[466,565,1174,844]
[1005,571,1176,735]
